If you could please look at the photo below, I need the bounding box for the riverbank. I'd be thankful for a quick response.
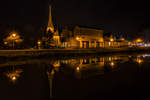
[0,47,150,57]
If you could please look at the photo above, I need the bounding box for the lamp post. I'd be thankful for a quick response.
[11,33,17,49]
[37,40,41,49]
[3,32,22,49]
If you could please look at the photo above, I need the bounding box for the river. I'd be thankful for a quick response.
[0,53,150,100]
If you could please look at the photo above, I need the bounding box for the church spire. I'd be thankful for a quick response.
[47,5,54,33]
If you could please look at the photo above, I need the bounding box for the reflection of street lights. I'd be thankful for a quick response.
[5,68,23,83]
[76,67,80,72]
[110,62,115,67]
[12,76,17,81]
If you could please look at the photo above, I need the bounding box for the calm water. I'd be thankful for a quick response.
[0,53,150,100]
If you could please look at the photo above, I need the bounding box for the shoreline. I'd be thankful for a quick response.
[0,47,150,57]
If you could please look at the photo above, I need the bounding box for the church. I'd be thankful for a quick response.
[45,5,61,47]
[44,5,129,49]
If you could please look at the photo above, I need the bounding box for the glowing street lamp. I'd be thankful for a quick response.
[12,33,17,49]
[110,38,114,42]
[37,41,41,45]
[4,41,8,45]
[76,37,80,41]
[37,40,42,49]
[136,38,142,43]
[3,32,22,49]
[137,59,143,64]
[110,62,115,67]
[12,33,17,37]
[76,67,80,72]
[120,38,125,41]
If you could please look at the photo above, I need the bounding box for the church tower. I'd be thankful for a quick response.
[46,5,61,47]
[47,5,54,33]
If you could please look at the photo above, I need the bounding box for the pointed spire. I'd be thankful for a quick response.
[47,5,54,33]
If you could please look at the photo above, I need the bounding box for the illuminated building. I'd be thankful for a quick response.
[104,34,129,48]
[60,28,73,48]
[47,6,54,33]
[62,26,104,48]
[46,5,61,47]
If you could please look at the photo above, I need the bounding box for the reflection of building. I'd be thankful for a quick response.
[47,69,55,98]
[58,56,130,78]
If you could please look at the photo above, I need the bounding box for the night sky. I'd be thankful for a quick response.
[0,0,150,32]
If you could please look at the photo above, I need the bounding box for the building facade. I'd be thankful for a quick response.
[61,26,104,48]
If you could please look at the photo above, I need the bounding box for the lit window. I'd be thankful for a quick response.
[108,42,111,46]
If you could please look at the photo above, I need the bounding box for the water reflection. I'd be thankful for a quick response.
[47,69,55,98]
[1,54,150,100]
[5,69,23,82]
[4,66,23,83]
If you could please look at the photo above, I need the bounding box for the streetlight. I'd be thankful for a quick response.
[136,38,142,43]
[8,32,18,49]
[120,38,125,41]
[12,33,16,37]
[76,37,80,41]
[11,33,17,49]
[110,38,114,42]
[37,40,41,49]
[3,32,22,49]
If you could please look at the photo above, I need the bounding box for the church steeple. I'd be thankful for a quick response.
[47,5,54,33]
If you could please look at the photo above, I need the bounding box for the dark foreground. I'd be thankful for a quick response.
[0,53,150,100]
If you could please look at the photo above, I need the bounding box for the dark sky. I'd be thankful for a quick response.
[0,0,150,32]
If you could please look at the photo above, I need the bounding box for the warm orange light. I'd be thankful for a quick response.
[12,33,16,37]
[51,70,55,76]
[37,40,41,45]
[53,62,60,67]
[76,67,80,72]
[5,69,23,83]
[76,37,80,41]
[99,38,104,42]
[47,27,54,33]
[110,62,115,67]
[142,55,146,58]
[12,76,16,81]
[4,42,8,45]
[110,38,114,42]
[137,59,143,64]
[120,38,125,41]
[136,38,142,42]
